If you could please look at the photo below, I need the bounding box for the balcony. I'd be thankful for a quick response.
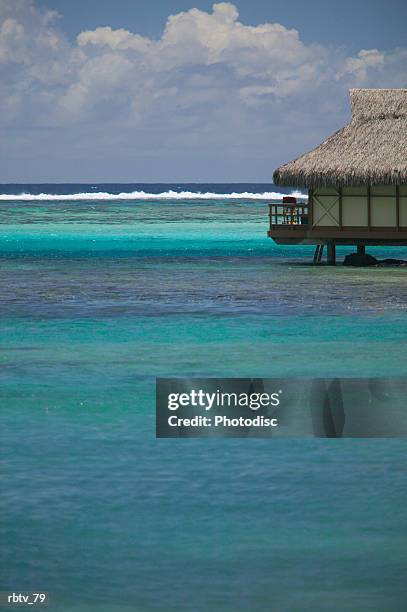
[268,201,309,228]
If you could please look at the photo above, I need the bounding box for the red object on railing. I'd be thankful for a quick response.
[282,196,297,204]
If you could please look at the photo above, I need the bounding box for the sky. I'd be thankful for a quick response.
[1,0,406,182]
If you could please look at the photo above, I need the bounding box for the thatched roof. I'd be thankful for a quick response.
[273,89,407,188]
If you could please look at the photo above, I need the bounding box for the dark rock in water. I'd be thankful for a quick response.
[343,253,378,267]
[343,253,407,267]
[379,258,407,266]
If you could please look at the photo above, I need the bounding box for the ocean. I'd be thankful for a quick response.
[1,184,407,611]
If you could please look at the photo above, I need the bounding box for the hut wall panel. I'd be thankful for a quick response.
[313,195,339,226]
[342,196,368,226]
[342,187,367,196]
[399,197,407,226]
[371,196,396,226]
[307,186,406,230]
[371,185,397,196]
[313,187,339,196]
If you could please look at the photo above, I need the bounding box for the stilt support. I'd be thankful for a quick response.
[313,244,324,264]
[327,242,336,266]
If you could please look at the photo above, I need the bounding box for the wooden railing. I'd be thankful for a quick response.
[269,203,309,228]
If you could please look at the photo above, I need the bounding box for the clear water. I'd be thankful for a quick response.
[1,185,407,611]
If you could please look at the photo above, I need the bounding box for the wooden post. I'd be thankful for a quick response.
[338,187,343,229]
[313,244,324,264]
[327,241,336,265]
[318,244,324,263]
[357,245,365,255]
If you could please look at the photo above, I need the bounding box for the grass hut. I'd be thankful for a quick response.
[269,88,407,264]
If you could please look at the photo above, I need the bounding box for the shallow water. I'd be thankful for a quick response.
[1,190,407,611]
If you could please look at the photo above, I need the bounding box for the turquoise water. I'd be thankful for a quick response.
[1,192,407,611]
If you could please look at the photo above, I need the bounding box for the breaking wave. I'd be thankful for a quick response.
[0,190,307,201]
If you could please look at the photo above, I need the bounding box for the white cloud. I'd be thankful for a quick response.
[339,49,385,81]
[338,48,407,87]
[0,18,26,63]
[0,0,406,180]
[77,26,151,53]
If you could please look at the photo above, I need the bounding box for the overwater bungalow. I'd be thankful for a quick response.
[269,88,407,264]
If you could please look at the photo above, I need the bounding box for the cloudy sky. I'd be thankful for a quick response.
[1,0,406,182]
